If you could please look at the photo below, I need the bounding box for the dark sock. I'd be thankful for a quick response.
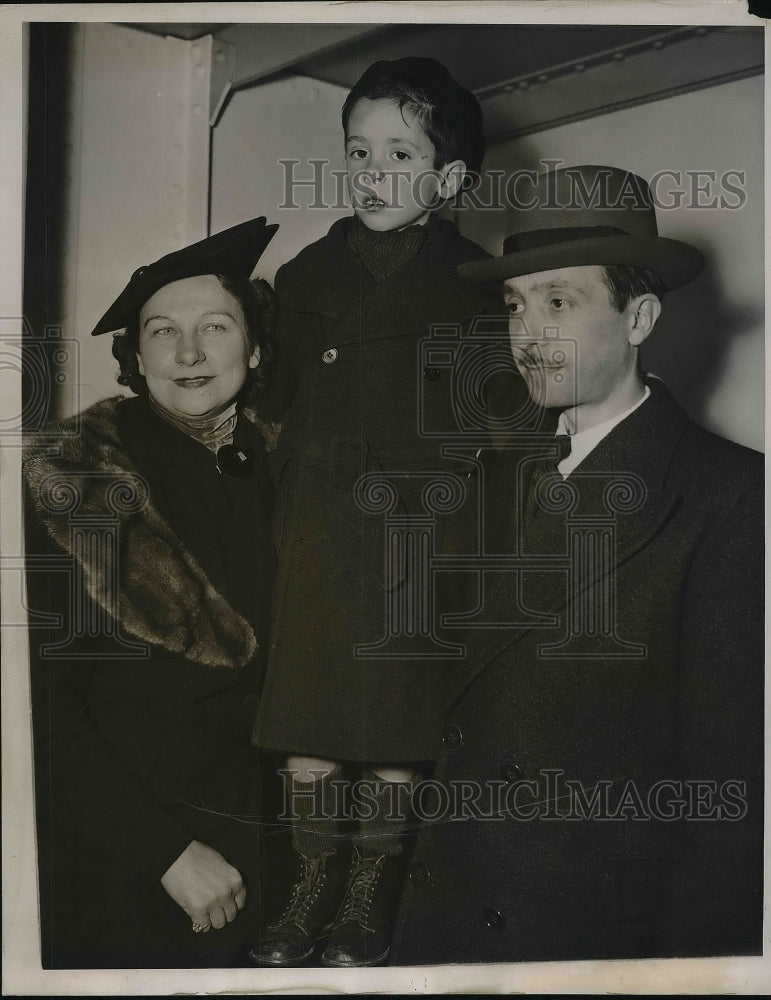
[354,769,413,858]
[288,770,342,857]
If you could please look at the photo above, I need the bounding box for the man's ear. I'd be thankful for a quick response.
[438,160,467,199]
[137,353,145,376]
[627,294,662,347]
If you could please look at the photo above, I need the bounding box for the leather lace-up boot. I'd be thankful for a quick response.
[320,847,397,967]
[249,850,341,966]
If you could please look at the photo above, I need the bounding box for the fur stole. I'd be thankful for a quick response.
[24,397,257,668]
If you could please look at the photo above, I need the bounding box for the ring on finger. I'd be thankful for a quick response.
[191,918,211,934]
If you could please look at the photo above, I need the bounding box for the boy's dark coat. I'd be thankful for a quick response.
[254,216,508,761]
[391,379,763,962]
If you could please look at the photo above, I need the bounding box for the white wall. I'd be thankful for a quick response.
[61,31,764,452]
[53,31,351,415]
[210,74,351,286]
[457,75,764,451]
[58,23,210,417]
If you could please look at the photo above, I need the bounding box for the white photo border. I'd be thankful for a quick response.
[2,2,768,995]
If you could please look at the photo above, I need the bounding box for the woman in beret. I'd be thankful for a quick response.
[24,218,285,968]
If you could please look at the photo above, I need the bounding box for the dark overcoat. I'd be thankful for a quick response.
[391,379,763,963]
[24,397,287,968]
[253,215,505,762]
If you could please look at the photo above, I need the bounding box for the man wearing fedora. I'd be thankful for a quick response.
[390,165,763,964]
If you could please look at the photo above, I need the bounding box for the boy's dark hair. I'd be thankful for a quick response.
[112,274,277,402]
[601,265,667,313]
[343,74,456,171]
[341,57,485,186]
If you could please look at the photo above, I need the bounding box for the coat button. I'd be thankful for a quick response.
[499,762,525,783]
[423,366,441,381]
[441,725,463,750]
[482,908,506,930]
[408,862,430,886]
[322,348,338,364]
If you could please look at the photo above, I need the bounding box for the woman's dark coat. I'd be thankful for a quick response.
[24,396,283,968]
[253,215,504,762]
[391,380,764,963]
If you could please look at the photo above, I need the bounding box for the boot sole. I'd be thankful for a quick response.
[320,946,390,968]
[248,945,316,967]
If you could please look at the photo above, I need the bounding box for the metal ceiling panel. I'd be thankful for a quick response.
[116,21,764,143]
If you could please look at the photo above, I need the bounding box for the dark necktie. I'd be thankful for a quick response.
[523,434,572,529]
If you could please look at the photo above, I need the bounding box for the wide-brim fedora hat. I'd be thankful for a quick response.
[91,216,278,336]
[458,165,704,290]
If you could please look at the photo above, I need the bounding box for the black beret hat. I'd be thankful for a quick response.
[90,216,278,336]
[346,57,485,177]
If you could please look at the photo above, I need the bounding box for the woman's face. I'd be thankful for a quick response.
[137,274,259,419]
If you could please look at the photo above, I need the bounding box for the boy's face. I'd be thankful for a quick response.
[345,98,447,232]
[502,265,642,414]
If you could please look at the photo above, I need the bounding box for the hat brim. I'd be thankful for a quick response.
[91,217,278,336]
[457,236,704,291]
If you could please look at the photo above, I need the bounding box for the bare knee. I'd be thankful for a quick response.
[286,755,339,783]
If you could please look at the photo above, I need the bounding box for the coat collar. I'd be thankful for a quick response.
[24,397,258,668]
[277,214,499,336]
[575,376,688,494]
[455,378,687,695]
[276,216,368,319]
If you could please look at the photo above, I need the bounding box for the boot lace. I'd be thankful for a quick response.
[269,852,333,933]
[334,852,387,932]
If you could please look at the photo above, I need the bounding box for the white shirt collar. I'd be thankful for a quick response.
[556,385,651,477]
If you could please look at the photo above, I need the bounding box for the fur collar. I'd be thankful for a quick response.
[24,396,257,668]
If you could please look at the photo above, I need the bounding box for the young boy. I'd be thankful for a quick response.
[250,58,500,967]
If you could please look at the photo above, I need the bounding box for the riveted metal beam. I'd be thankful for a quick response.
[207,22,380,126]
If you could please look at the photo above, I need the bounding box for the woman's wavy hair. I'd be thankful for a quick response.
[112,274,277,404]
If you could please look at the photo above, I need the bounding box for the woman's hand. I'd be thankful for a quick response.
[161,840,246,931]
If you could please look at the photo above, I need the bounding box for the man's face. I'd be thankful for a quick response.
[502,265,639,413]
